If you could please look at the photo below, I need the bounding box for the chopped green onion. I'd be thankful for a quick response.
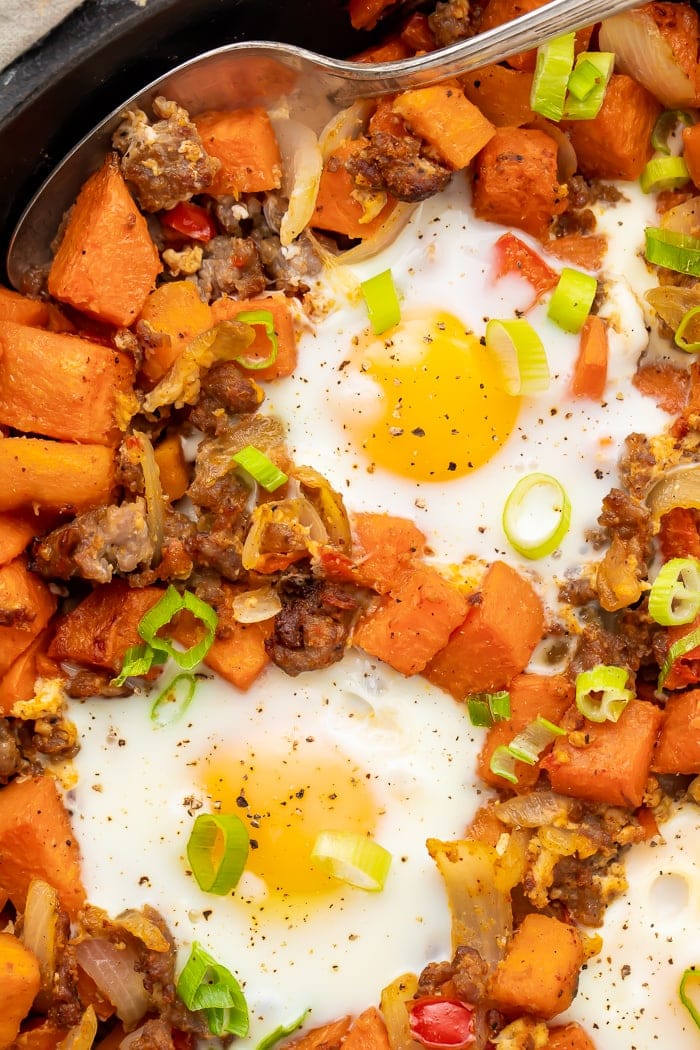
[233,309,279,371]
[232,444,288,492]
[640,156,690,194]
[187,813,250,894]
[310,831,392,891]
[562,52,614,120]
[361,269,401,335]
[645,227,700,277]
[485,318,550,396]
[467,690,511,727]
[151,672,197,726]
[177,942,249,1037]
[652,109,693,154]
[547,267,597,333]
[649,557,700,626]
[680,968,700,1030]
[256,1010,310,1050]
[138,585,218,671]
[675,304,700,352]
[658,624,700,690]
[489,746,519,784]
[489,715,565,784]
[111,643,166,686]
[575,665,634,723]
[502,472,571,559]
[530,33,575,121]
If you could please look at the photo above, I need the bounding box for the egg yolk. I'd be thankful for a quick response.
[345,310,520,482]
[202,742,379,906]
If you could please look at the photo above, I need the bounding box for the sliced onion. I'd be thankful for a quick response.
[599,9,698,107]
[318,100,374,160]
[232,586,283,623]
[74,937,150,1027]
[538,824,597,859]
[647,465,700,523]
[646,285,700,331]
[495,791,573,829]
[57,1005,98,1050]
[134,431,165,564]
[308,201,417,292]
[294,465,352,550]
[114,909,170,952]
[271,117,323,247]
[21,878,60,1007]
[241,497,328,571]
[380,973,422,1050]
[661,196,700,236]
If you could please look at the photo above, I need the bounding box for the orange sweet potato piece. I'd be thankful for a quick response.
[0,321,134,445]
[171,609,273,692]
[683,123,700,188]
[392,84,495,170]
[351,512,427,593]
[211,293,297,380]
[0,932,41,1049]
[561,75,661,181]
[475,0,592,71]
[477,674,574,791]
[0,286,50,327]
[343,1009,390,1050]
[424,561,544,699]
[0,511,40,566]
[48,581,164,673]
[472,127,567,238]
[353,565,469,676]
[633,360,689,414]
[462,64,534,127]
[544,234,607,273]
[194,108,282,197]
[154,432,189,502]
[571,315,608,400]
[0,630,58,715]
[353,39,411,63]
[0,438,115,515]
[311,138,396,240]
[48,154,161,326]
[138,280,213,381]
[542,700,664,807]
[13,1021,70,1049]
[0,775,86,918]
[284,1016,353,1050]
[546,1023,597,1049]
[489,913,585,1019]
[0,558,57,678]
[652,688,700,773]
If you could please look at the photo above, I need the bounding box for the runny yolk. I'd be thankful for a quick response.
[201,741,379,906]
[345,309,521,483]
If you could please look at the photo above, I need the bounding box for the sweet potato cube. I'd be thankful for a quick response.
[211,293,297,380]
[351,512,427,593]
[171,606,273,692]
[0,286,50,327]
[684,124,700,188]
[12,1021,70,1049]
[0,438,115,515]
[462,64,534,127]
[311,138,396,240]
[489,913,585,1019]
[542,700,664,808]
[48,581,164,673]
[0,932,41,1048]
[353,565,469,676]
[0,557,57,677]
[477,673,574,791]
[194,108,282,197]
[392,84,495,170]
[48,154,161,326]
[561,75,661,181]
[472,127,567,238]
[652,688,700,773]
[0,631,57,715]
[138,280,213,381]
[546,1024,597,1050]
[0,321,135,445]
[154,432,189,502]
[0,775,86,918]
[343,1008,390,1050]
[0,512,40,566]
[424,561,544,699]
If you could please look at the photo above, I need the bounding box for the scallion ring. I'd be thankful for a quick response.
[111,643,166,687]
[563,52,614,120]
[675,304,700,353]
[177,942,249,1037]
[187,813,250,895]
[530,33,575,121]
[233,309,279,371]
[360,269,401,335]
[575,665,634,723]
[138,585,218,671]
[256,1010,310,1050]
[547,267,597,333]
[640,156,690,194]
[151,672,197,727]
[310,831,392,891]
[467,690,511,727]
[652,109,694,154]
[489,715,565,784]
[680,968,700,1030]
[502,473,571,559]
[649,557,700,626]
[658,624,700,690]
[232,445,289,493]
[645,227,700,277]
[485,318,550,395]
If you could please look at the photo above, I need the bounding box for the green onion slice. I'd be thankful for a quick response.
[645,227,700,277]
[640,156,690,194]
[652,109,694,154]
[547,267,597,333]
[658,624,700,690]
[187,813,250,894]
[675,304,700,353]
[138,585,218,670]
[256,1010,310,1050]
[503,472,571,559]
[232,309,279,371]
[485,319,550,396]
[361,269,401,335]
[111,643,166,686]
[232,444,289,492]
[151,672,197,727]
[177,942,249,1037]
[489,715,565,783]
[310,831,392,891]
[467,690,511,727]
[531,33,575,121]
[575,665,634,723]
[649,557,700,626]
[680,968,700,1030]
[562,52,614,120]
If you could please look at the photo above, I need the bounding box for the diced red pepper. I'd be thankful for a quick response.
[161,202,217,243]
[659,507,700,562]
[493,232,559,310]
[408,998,476,1050]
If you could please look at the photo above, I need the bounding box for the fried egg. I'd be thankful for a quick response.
[67,171,693,1048]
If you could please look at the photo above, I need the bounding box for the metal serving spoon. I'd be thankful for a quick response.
[7,0,641,287]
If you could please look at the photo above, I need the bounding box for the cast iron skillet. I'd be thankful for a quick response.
[0,0,373,284]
